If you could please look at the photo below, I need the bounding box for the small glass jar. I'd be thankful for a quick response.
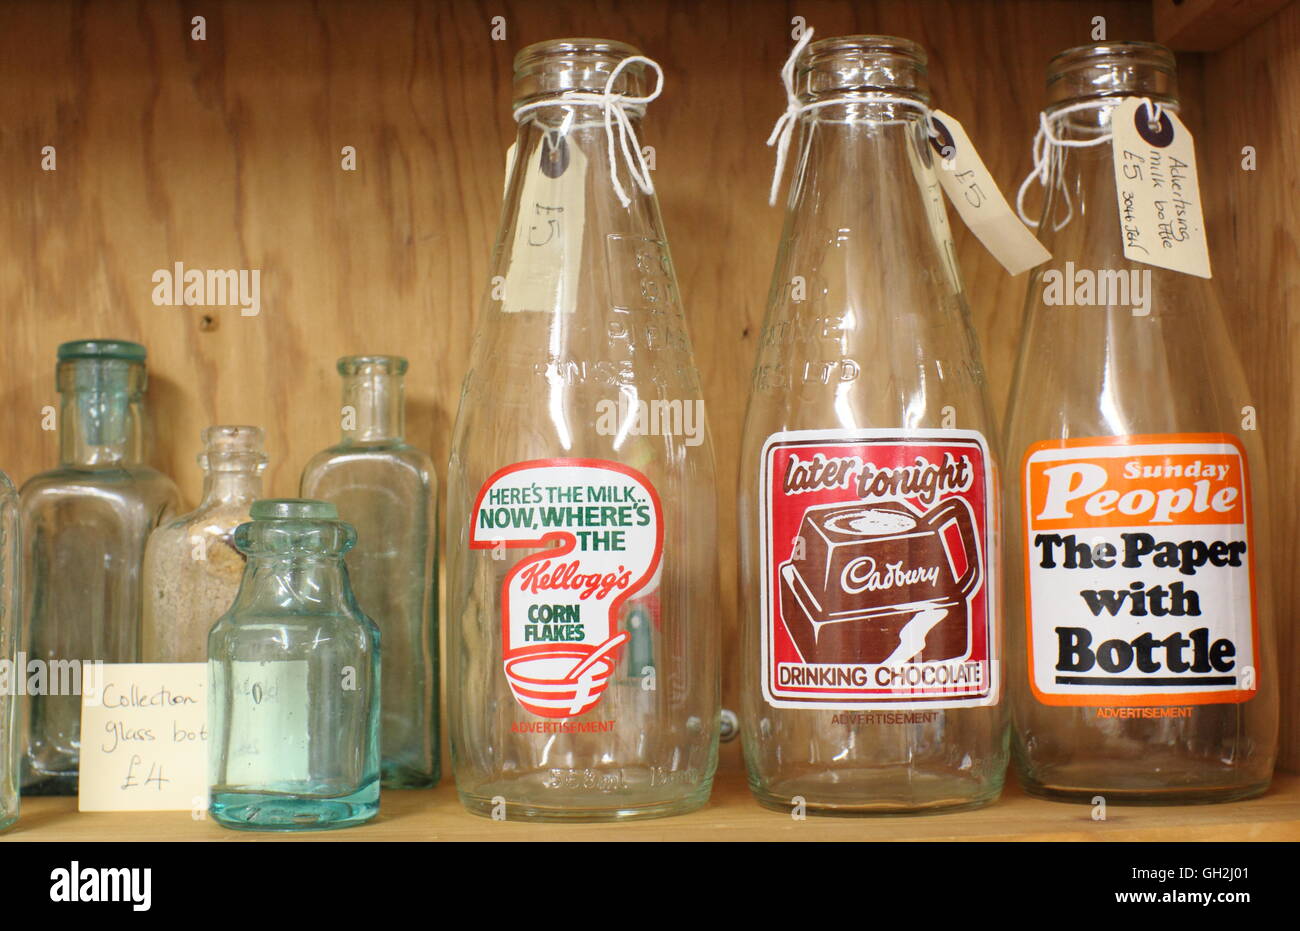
[207,499,381,831]
[143,426,268,663]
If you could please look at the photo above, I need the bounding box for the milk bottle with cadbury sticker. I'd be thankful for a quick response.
[740,33,1006,814]
[445,39,720,821]
[1006,41,1277,802]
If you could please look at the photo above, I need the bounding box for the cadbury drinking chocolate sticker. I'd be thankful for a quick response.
[759,430,997,709]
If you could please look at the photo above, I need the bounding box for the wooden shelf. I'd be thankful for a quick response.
[5,746,1299,842]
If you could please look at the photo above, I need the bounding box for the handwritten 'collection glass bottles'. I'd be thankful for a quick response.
[207,499,380,831]
[446,38,720,821]
[21,340,180,795]
[301,355,439,789]
[0,470,19,831]
[739,34,1006,815]
[142,426,268,663]
[1005,42,1278,802]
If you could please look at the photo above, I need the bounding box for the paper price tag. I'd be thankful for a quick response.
[78,663,208,812]
[931,110,1051,276]
[501,133,587,313]
[1110,98,1211,278]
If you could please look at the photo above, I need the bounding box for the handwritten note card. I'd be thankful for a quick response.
[78,663,209,812]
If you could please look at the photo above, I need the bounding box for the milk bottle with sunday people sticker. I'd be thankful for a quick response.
[739,32,1007,815]
[1006,41,1277,802]
[445,38,720,822]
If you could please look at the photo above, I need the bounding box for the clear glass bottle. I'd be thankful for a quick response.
[0,470,20,832]
[1005,42,1278,803]
[446,38,720,821]
[739,35,1006,815]
[207,499,381,831]
[142,425,268,664]
[20,340,180,795]
[300,356,438,789]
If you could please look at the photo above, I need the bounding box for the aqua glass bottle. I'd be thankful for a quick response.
[300,356,438,788]
[20,340,180,795]
[0,470,20,832]
[207,499,381,831]
[142,426,268,663]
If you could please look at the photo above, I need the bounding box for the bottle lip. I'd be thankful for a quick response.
[1045,40,1179,108]
[1048,40,1176,75]
[199,425,268,472]
[513,37,643,73]
[337,354,408,376]
[57,339,146,363]
[250,498,338,521]
[798,34,930,104]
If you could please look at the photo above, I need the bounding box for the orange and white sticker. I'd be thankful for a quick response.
[1023,433,1258,706]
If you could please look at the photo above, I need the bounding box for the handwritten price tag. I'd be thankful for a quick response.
[78,663,208,812]
[1110,97,1211,279]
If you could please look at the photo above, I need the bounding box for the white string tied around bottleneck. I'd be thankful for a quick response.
[1015,97,1165,230]
[766,26,941,206]
[512,54,665,209]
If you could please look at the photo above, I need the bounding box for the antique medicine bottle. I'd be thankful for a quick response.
[21,340,179,795]
[301,356,438,788]
[446,38,720,821]
[0,470,19,831]
[1006,42,1277,802]
[142,425,268,663]
[739,34,1006,815]
[208,499,380,831]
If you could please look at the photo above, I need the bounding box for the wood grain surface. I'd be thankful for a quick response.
[0,1,1293,765]
[6,745,1299,841]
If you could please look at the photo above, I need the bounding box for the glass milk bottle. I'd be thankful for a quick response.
[1006,41,1277,802]
[739,34,1006,815]
[207,499,380,831]
[142,426,268,663]
[446,38,720,821]
[20,340,180,795]
[0,470,19,831]
[301,356,438,788]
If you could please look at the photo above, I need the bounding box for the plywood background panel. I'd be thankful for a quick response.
[1198,2,1300,770]
[3,0,1224,722]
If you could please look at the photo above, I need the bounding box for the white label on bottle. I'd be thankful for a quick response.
[500,133,587,314]
[469,459,663,719]
[1109,98,1212,278]
[759,429,998,710]
[931,110,1051,276]
[1023,434,1257,706]
[224,660,311,786]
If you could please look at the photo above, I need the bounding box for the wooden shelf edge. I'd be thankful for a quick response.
[4,752,1298,842]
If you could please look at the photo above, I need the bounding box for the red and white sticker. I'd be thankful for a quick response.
[469,459,662,718]
[1024,433,1258,706]
[759,429,997,709]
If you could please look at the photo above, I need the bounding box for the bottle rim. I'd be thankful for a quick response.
[250,498,338,521]
[797,34,930,105]
[57,339,146,363]
[513,37,643,73]
[337,355,409,376]
[1045,40,1178,109]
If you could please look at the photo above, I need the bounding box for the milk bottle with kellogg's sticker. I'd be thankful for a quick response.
[738,33,1008,815]
[1005,41,1277,802]
[445,39,720,821]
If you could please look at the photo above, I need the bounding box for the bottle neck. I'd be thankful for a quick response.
[199,469,264,507]
[59,391,144,467]
[231,558,355,616]
[341,372,405,444]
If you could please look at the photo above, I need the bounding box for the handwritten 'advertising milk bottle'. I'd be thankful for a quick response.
[739,33,1007,815]
[446,39,720,822]
[1006,42,1277,802]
